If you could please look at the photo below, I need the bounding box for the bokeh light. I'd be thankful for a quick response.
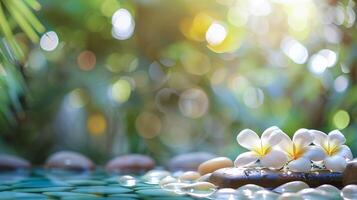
[333,110,350,130]
[87,113,107,135]
[40,31,59,51]
[135,112,162,139]
[179,88,209,118]
[111,8,135,40]
[205,22,227,46]
[110,79,132,103]
[77,50,96,71]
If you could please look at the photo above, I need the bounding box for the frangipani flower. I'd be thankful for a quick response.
[310,130,353,172]
[277,129,326,172]
[235,126,288,169]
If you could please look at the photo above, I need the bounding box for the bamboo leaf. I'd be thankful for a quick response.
[11,0,45,33]
[0,4,24,60]
[3,0,39,43]
[24,0,41,11]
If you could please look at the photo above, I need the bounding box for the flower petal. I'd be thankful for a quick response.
[288,157,311,172]
[234,151,259,167]
[328,130,346,146]
[275,133,293,156]
[261,127,287,147]
[335,145,353,160]
[260,149,288,169]
[303,146,326,161]
[324,155,347,172]
[293,129,313,148]
[236,129,261,150]
[310,130,327,148]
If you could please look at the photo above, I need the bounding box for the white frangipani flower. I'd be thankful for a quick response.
[310,129,353,172]
[235,126,288,169]
[277,129,326,172]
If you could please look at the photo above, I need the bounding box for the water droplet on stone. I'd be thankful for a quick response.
[181,182,217,197]
[45,151,94,171]
[236,184,265,198]
[159,176,177,186]
[178,171,200,183]
[253,190,280,200]
[278,193,304,200]
[142,169,170,184]
[106,154,155,173]
[298,188,330,200]
[316,184,341,198]
[118,175,136,187]
[212,188,239,200]
[274,181,309,194]
[161,182,188,195]
[341,184,357,200]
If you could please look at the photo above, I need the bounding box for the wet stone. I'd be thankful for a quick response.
[71,186,132,194]
[253,190,280,200]
[44,191,99,198]
[198,157,233,175]
[316,184,341,198]
[0,191,47,200]
[136,188,175,197]
[45,151,95,171]
[142,170,170,184]
[106,154,155,174]
[341,184,357,200]
[178,171,200,183]
[211,188,237,199]
[209,167,342,189]
[278,193,304,200]
[0,154,31,171]
[159,176,177,186]
[13,186,73,193]
[236,184,265,199]
[161,182,188,194]
[118,175,137,187]
[343,159,357,186]
[298,188,332,200]
[273,181,309,194]
[181,182,217,198]
[66,179,106,186]
[168,152,217,172]
[12,179,70,188]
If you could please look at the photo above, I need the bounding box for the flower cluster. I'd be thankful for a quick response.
[234,126,353,172]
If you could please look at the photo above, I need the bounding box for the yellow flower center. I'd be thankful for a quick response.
[324,141,340,156]
[291,143,304,160]
[253,143,271,157]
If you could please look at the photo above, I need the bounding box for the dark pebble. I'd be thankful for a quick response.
[343,159,357,185]
[168,152,216,172]
[45,151,95,171]
[0,154,30,170]
[106,154,155,173]
[209,167,343,189]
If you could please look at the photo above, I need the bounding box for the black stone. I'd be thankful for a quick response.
[209,167,343,189]
[343,159,357,186]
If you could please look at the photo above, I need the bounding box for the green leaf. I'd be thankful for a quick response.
[11,0,45,33]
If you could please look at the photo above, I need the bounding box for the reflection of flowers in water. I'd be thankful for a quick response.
[235,127,352,172]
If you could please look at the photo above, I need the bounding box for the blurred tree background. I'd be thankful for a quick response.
[0,0,356,165]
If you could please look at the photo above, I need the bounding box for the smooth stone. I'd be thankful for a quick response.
[13,186,73,192]
[197,173,211,182]
[181,182,217,197]
[109,193,140,198]
[341,184,357,200]
[273,181,309,193]
[161,182,188,194]
[118,175,137,187]
[159,176,177,186]
[12,179,70,188]
[178,171,200,183]
[168,152,216,172]
[66,179,106,186]
[316,184,341,198]
[142,170,170,184]
[106,154,155,173]
[278,193,304,200]
[45,151,94,171]
[198,157,233,175]
[0,186,10,191]
[44,191,98,197]
[236,184,265,198]
[209,168,343,189]
[253,190,280,200]
[0,191,47,200]
[211,188,238,200]
[62,197,106,200]
[136,188,175,197]
[298,188,332,200]
[343,159,357,186]
[0,154,31,170]
[72,186,132,194]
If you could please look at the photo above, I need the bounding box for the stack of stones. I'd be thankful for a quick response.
[0,151,357,199]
